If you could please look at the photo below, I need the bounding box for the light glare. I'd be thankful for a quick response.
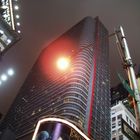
[1,74,7,81]
[0,30,4,34]
[17,22,20,26]
[17,30,21,33]
[57,57,70,71]
[14,5,19,10]
[7,69,14,76]
[16,15,20,19]
[7,39,12,44]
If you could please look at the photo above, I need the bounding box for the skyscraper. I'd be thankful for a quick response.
[0,17,110,140]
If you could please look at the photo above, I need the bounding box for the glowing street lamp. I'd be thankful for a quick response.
[1,74,7,81]
[56,57,70,71]
[7,68,14,76]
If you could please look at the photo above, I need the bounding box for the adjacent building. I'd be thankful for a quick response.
[111,101,136,140]
[0,17,111,140]
[0,0,21,55]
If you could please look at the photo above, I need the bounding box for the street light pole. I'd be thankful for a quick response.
[113,26,140,135]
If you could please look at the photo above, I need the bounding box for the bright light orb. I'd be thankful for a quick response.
[7,69,14,76]
[16,15,20,19]
[17,22,20,26]
[14,5,19,10]
[57,57,70,71]
[1,74,7,81]
[17,30,21,33]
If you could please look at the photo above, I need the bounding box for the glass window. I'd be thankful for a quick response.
[112,109,116,115]
[112,130,116,136]
[117,114,122,120]
[126,116,128,122]
[112,117,116,122]
[118,120,121,126]
[133,123,135,129]
[130,120,132,126]
[112,125,116,129]
[118,128,121,134]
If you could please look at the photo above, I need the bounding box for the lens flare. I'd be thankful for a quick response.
[56,57,70,71]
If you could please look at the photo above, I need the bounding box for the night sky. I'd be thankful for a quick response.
[0,0,140,115]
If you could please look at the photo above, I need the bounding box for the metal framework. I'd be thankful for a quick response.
[111,26,140,135]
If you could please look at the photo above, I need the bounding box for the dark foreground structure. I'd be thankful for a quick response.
[0,17,110,140]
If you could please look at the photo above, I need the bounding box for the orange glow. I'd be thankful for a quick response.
[39,37,78,82]
[56,57,70,71]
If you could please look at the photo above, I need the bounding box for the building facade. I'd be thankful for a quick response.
[111,101,136,140]
[0,17,110,140]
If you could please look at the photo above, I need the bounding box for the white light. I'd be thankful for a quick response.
[17,22,20,26]
[32,117,91,140]
[16,15,20,19]
[14,5,19,10]
[1,74,7,81]
[7,39,12,44]
[3,14,8,18]
[7,69,14,76]
[0,30,4,34]
[58,137,63,140]
[1,5,8,9]
[17,30,21,33]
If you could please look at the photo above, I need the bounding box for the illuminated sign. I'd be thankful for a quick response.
[0,0,15,30]
[121,118,139,140]
[32,117,91,140]
[0,15,20,55]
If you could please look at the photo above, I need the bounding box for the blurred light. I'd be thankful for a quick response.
[14,5,19,10]
[0,80,2,85]
[1,74,7,81]
[0,30,4,34]
[17,30,21,33]
[17,22,20,26]
[7,39,12,44]
[58,137,63,140]
[2,14,8,18]
[56,57,70,71]
[7,69,14,76]
[15,15,20,19]
[1,5,8,9]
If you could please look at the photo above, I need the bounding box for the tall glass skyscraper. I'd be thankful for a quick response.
[0,17,111,140]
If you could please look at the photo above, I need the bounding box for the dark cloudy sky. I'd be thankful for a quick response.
[0,0,140,115]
